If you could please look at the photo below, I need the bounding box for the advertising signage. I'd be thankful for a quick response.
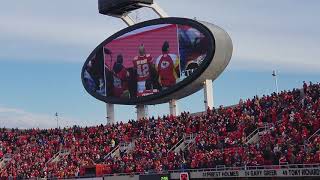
[139,173,170,180]
[82,17,232,105]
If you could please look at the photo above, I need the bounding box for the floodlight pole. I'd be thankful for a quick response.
[204,79,214,110]
[272,70,279,94]
[55,112,59,129]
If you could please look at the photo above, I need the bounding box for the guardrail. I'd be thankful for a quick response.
[170,164,320,173]
[307,128,320,142]
[104,145,119,159]
[168,137,184,152]
[168,133,197,153]
[45,151,60,165]
[244,123,272,144]
[0,154,12,174]
[101,163,320,177]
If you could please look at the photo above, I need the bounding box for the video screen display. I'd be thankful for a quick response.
[83,23,209,99]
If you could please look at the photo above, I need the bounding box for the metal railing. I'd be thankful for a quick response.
[168,137,184,152]
[0,154,12,174]
[45,151,60,165]
[101,163,320,177]
[168,133,197,153]
[184,133,197,150]
[307,128,320,142]
[45,149,70,166]
[244,123,273,144]
[104,145,119,159]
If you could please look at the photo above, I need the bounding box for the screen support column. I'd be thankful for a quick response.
[121,15,149,120]
[115,2,168,26]
[136,105,147,120]
[119,13,136,26]
[107,13,135,124]
[169,99,178,116]
[137,2,169,18]
[204,79,214,110]
[106,103,115,124]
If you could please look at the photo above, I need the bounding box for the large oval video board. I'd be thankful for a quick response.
[82,17,232,105]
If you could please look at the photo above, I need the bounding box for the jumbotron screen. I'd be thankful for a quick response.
[83,20,212,104]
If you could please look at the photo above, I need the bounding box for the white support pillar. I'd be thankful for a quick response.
[120,14,136,26]
[136,105,147,120]
[106,103,115,124]
[137,2,169,18]
[203,79,214,110]
[169,99,178,116]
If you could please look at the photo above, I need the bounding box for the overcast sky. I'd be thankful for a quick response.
[0,0,319,128]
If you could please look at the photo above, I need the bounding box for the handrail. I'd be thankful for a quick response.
[168,133,197,153]
[102,163,320,177]
[168,136,184,152]
[0,153,13,174]
[185,139,195,150]
[307,128,320,142]
[104,145,119,159]
[184,133,197,150]
[245,123,272,144]
[127,141,135,151]
[0,158,4,171]
[45,151,60,166]
[245,128,259,143]
[60,149,70,154]
[186,133,197,141]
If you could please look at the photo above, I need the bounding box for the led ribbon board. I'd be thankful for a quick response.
[82,17,232,105]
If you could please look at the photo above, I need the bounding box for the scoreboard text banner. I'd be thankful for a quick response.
[170,167,320,179]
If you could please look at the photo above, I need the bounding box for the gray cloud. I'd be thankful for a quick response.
[0,0,319,70]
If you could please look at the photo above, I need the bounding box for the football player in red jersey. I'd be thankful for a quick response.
[155,41,180,88]
[133,45,154,96]
[112,54,130,97]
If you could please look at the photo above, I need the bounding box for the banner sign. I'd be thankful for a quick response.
[139,174,170,180]
[199,168,320,178]
[170,167,320,179]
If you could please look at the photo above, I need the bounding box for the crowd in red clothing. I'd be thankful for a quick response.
[0,82,319,178]
[0,125,126,178]
[183,82,320,169]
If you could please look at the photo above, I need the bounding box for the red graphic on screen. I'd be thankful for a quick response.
[104,24,179,68]
[103,24,180,97]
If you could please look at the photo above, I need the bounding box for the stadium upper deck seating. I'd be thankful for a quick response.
[0,82,319,178]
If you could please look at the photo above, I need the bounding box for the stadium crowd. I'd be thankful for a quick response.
[0,82,319,178]
[182,81,320,169]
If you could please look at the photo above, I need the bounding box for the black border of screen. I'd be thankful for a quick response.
[81,17,216,105]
